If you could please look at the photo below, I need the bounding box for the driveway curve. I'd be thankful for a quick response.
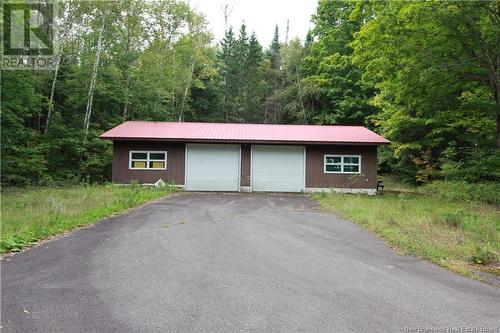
[2,193,499,332]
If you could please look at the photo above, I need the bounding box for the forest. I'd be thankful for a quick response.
[1,0,499,187]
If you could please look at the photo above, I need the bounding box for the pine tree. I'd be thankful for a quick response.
[267,25,281,70]
[218,27,238,122]
[234,23,249,120]
[243,32,265,122]
[235,23,249,63]
[304,30,313,49]
[247,33,263,68]
[264,25,283,123]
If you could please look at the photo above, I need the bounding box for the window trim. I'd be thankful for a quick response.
[129,150,167,170]
[324,154,361,174]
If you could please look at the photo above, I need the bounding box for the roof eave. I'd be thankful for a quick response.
[99,136,390,145]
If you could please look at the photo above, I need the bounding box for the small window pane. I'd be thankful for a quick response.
[149,153,165,160]
[131,152,147,159]
[344,156,359,164]
[149,161,165,169]
[326,164,341,172]
[326,156,341,164]
[132,161,147,168]
[344,165,359,173]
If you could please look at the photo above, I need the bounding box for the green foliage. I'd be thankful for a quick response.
[1,71,48,185]
[0,185,176,253]
[217,25,266,122]
[352,1,500,183]
[1,0,498,188]
[1,0,216,185]
[301,0,378,126]
[439,212,462,228]
[439,147,500,183]
[471,247,496,266]
[422,181,500,205]
[263,25,284,123]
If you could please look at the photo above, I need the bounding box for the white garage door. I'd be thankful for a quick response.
[252,145,305,192]
[185,144,240,191]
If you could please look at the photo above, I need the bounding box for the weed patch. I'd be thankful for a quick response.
[1,184,176,253]
[311,191,499,278]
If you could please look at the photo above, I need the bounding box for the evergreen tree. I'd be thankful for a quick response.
[267,25,281,69]
[218,23,265,122]
[235,23,249,67]
[242,32,266,122]
[304,30,313,49]
[234,23,249,120]
[264,25,283,123]
[218,27,238,121]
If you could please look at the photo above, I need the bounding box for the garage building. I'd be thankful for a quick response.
[100,121,390,194]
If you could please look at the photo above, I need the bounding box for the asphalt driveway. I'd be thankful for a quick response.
[1,193,499,332]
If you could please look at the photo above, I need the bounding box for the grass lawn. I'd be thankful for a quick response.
[378,174,417,193]
[311,183,500,278]
[1,184,176,253]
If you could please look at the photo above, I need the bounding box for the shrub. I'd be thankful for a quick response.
[422,180,500,205]
[439,148,500,183]
[470,247,496,266]
[440,212,462,228]
[0,235,34,253]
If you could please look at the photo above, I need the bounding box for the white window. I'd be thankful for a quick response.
[129,151,167,170]
[324,155,361,174]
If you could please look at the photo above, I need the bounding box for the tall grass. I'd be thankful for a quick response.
[1,184,176,253]
[422,180,500,205]
[311,191,499,276]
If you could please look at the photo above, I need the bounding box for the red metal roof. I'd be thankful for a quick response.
[100,121,390,145]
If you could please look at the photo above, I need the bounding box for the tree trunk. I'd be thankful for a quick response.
[223,75,228,122]
[44,55,60,135]
[494,56,500,148]
[263,78,269,123]
[273,73,279,123]
[122,62,129,120]
[285,19,289,44]
[263,99,268,123]
[122,26,131,121]
[497,105,500,148]
[83,21,105,145]
[222,3,232,33]
[485,53,500,147]
[171,50,176,120]
[178,57,196,122]
[223,93,228,122]
[495,84,500,147]
[295,66,307,124]
[122,103,128,121]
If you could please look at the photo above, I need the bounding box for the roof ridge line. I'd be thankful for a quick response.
[123,120,366,127]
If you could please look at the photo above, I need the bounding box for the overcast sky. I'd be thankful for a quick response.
[189,0,317,47]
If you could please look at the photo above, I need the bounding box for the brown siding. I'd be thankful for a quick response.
[306,145,378,189]
[240,144,251,186]
[112,141,185,185]
[112,141,379,189]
